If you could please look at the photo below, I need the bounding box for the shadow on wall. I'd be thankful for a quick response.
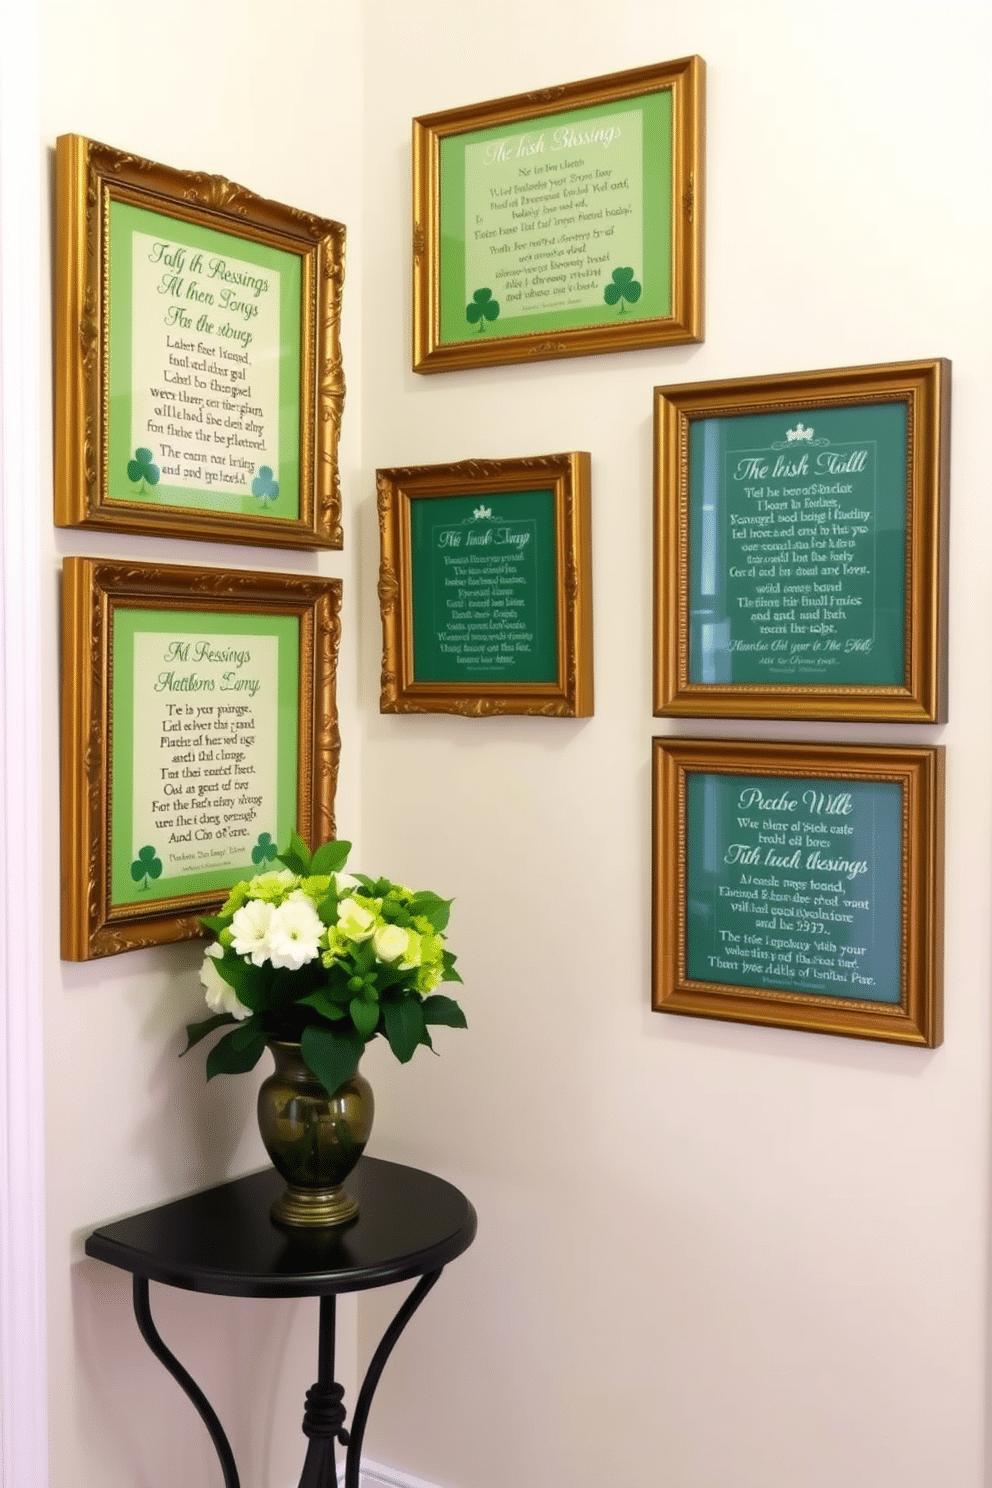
[71,1258,317,1487]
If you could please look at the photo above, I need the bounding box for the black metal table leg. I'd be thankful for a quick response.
[88,1166,476,1488]
[344,1269,443,1488]
[298,1294,350,1488]
[132,1276,240,1488]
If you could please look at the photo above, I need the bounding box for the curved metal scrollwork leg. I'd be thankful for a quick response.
[132,1276,240,1488]
[344,1269,443,1488]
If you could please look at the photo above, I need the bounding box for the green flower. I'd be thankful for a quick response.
[247,868,297,903]
[299,874,334,901]
[219,879,252,915]
[414,963,444,993]
[336,896,378,942]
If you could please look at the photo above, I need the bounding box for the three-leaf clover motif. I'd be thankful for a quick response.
[603,267,642,314]
[466,288,500,332]
[251,832,277,867]
[251,466,279,506]
[130,845,163,892]
[127,448,160,492]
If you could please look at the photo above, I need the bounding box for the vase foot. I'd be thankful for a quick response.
[271,1183,359,1229]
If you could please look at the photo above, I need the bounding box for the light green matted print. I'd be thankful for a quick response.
[439,89,672,344]
[107,202,302,520]
[111,608,299,907]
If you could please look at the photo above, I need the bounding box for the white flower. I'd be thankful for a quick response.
[267,898,324,970]
[336,896,376,942]
[200,944,252,1021]
[230,898,275,964]
[373,923,411,964]
[333,871,360,893]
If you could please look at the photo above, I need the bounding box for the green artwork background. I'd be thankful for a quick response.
[107,202,302,519]
[688,400,908,687]
[438,89,672,344]
[685,771,902,1004]
[111,608,300,906]
[410,489,559,684]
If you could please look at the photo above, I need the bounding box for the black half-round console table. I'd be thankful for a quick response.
[85,1156,477,1488]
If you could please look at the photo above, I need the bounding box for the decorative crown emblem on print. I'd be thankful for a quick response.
[786,422,815,443]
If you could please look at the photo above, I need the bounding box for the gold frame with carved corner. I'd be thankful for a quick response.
[55,134,345,548]
[412,57,704,372]
[652,737,944,1047]
[654,359,950,721]
[60,558,341,961]
[378,453,593,716]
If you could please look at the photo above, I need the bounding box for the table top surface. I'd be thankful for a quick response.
[84,1157,477,1299]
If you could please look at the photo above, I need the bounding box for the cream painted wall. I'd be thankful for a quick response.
[355,3,992,1487]
[38,3,365,1486]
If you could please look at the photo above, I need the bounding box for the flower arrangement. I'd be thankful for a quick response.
[184,834,465,1098]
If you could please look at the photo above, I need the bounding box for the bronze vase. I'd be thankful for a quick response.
[257,1040,374,1228]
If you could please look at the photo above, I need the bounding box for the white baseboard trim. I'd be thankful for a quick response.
[339,1460,446,1488]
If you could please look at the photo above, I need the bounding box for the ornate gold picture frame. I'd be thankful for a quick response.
[653,737,944,1046]
[61,558,341,960]
[413,57,704,372]
[55,135,346,549]
[654,359,950,721]
[378,453,593,716]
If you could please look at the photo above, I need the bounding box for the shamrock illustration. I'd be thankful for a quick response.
[130,844,163,892]
[466,288,500,332]
[127,448,160,492]
[251,466,279,506]
[251,832,277,867]
[603,267,642,314]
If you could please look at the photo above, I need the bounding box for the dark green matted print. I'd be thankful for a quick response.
[688,401,908,689]
[409,488,559,685]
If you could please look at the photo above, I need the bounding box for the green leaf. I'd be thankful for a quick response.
[300,1024,365,1097]
[352,940,377,975]
[311,839,352,875]
[350,997,381,1038]
[383,995,426,1063]
[408,892,451,932]
[211,954,265,1011]
[230,1018,263,1049]
[299,990,348,1021]
[373,962,410,992]
[441,949,462,983]
[205,1027,267,1079]
[316,890,340,927]
[200,914,232,934]
[182,1012,236,1052]
[421,994,467,1029]
[278,830,313,876]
